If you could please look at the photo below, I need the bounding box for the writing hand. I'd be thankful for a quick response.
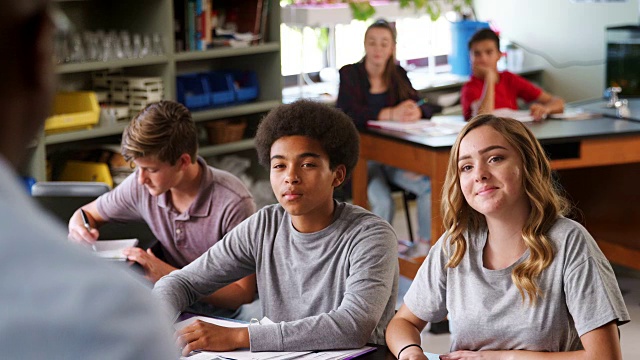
[529,103,549,121]
[68,214,99,245]
[122,247,176,283]
[175,320,249,356]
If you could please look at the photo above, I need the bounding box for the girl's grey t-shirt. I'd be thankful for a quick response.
[404,217,629,352]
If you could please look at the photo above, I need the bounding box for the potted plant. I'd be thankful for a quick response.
[281,0,474,22]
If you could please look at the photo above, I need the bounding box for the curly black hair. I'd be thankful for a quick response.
[255,100,360,179]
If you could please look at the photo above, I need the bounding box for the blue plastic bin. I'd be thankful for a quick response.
[176,74,210,109]
[229,70,259,103]
[449,21,490,76]
[201,72,235,107]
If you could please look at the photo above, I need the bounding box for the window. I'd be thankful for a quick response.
[281,15,453,79]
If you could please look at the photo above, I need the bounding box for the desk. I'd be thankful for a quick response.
[570,98,640,122]
[352,117,640,278]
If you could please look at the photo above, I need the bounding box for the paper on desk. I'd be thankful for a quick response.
[549,109,597,120]
[177,316,312,360]
[93,239,138,261]
[491,108,534,122]
[366,120,464,137]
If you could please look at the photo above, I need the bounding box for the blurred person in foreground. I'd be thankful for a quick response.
[0,1,178,358]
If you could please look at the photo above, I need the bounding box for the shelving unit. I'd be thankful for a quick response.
[27,0,282,182]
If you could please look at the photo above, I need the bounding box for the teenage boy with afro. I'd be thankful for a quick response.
[461,28,564,121]
[153,99,399,356]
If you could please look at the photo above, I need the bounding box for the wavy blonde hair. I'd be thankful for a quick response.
[442,115,570,305]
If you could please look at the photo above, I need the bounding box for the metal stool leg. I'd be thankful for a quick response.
[401,190,414,243]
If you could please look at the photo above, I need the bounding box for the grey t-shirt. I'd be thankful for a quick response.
[404,217,630,352]
[153,201,399,352]
[97,157,255,268]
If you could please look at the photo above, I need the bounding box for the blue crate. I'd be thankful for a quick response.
[201,72,235,107]
[229,70,259,103]
[176,74,210,109]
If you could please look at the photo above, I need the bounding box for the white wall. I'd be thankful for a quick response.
[474,0,639,102]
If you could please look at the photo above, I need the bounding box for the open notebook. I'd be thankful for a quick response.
[93,238,138,261]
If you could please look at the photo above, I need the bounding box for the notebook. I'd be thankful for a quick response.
[93,238,138,261]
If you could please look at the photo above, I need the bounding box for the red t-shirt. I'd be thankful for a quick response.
[461,71,542,120]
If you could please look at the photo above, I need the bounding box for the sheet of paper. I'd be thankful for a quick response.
[93,238,138,261]
[491,108,534,122]
[294,346,375,360]
[424,352,441,360]
[549,109,597,120]
[177,316,311,360]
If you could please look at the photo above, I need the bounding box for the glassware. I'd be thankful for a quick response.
[120,31,133,59]
[152,33,165,56]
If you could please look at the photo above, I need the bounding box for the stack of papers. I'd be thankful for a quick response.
[366,120,464,137]
[93,238,138,261]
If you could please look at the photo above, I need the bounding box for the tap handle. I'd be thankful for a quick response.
[606,87,622,107]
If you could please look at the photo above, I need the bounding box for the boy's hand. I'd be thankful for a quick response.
[472,64,498,82]
[529,103,549,120]
[68,217,99,245]
[122,247,176,283]
[176,320,250,356]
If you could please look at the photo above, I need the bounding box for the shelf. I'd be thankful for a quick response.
[173,42,280,62]
[45,123,129,145]
[191,100,281,123]
[199,138,256,157]
[56,56,170,74]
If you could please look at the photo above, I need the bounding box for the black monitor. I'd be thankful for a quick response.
[32,182,157,249]
[606,25,640,97]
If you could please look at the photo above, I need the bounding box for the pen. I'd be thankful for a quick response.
[415,98,428,107]
[80,209,97,252]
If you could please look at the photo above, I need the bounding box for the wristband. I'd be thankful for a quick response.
[397,343,422,359]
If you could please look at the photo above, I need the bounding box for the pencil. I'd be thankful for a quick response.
[415,98,428,107]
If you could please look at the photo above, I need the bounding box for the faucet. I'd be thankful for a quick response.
[617,99,631,118]
[606,87,622,108]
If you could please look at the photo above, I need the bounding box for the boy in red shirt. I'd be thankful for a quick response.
[461,29,564,120]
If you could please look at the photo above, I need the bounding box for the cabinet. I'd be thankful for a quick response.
[27,0,281,182]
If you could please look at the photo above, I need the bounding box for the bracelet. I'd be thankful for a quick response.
[397,343,422,359]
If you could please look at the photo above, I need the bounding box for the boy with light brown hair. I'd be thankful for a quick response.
[68,100,257,317]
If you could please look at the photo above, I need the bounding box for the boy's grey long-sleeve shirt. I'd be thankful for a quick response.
[153,201,399,352]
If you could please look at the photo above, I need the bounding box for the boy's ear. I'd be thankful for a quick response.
[178,153,192,169]
[332,164,347,187]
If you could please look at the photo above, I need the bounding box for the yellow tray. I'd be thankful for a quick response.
[45,92,100,133]
[59,160,113,188]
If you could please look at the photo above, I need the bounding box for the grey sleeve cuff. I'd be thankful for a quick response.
[248,323,283,352]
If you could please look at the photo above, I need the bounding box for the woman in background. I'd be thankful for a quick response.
[337,19,438,250]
